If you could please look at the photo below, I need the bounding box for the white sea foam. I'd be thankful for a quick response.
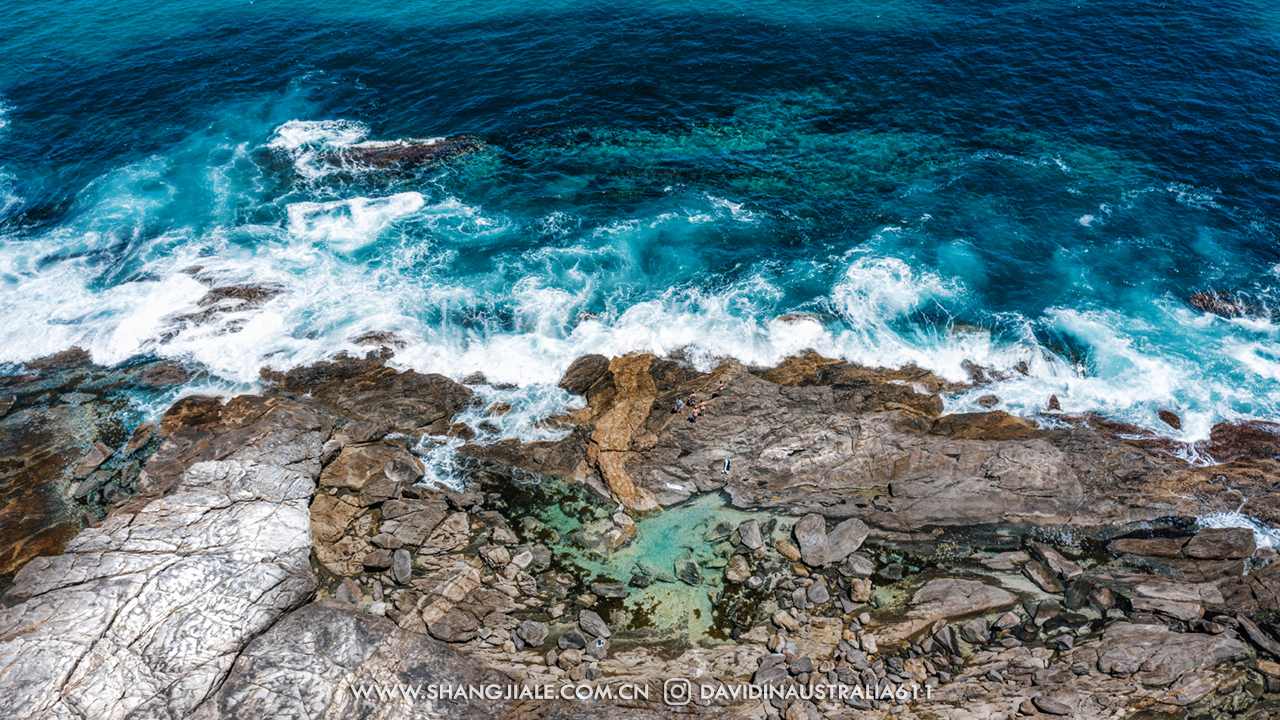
[4,115,1279,444]
[0,100,20,218]
[286,192,427,251]
[706,195,758,223]
[268,119,369,152]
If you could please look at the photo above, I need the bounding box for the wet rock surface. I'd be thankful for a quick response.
[466,351,1280,532]
[2,351,1280,719]
[0,352,178,575]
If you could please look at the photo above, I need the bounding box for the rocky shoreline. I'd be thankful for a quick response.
[0,348,1279,719]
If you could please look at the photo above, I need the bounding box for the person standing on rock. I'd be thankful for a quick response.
[673,398,684,414]
[713,380,724,398]
[689,407,699,423]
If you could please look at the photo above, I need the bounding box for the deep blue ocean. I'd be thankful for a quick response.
[2,0,1279,446]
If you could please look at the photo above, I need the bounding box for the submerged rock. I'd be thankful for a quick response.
[737,519,764,550]
[1189,290,1270,319]
[725,554,751,583]
[322,135,485,170]
[675,551,703,586]
[591,582,628,599]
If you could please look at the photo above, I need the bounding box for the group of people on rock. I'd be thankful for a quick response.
[672,380,725,423]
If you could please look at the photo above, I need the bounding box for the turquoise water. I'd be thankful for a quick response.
[2,0,1280,442]
[494,483,785,639]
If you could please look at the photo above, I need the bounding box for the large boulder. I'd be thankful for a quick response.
[826,518,869,564]
[1183,527,1257,559]
[793,514,830,567]
[737,519,763,550]
[1094,622,1246,687]
[319,440,423,492]
[558,354,612,396]
[907,578,1016,620]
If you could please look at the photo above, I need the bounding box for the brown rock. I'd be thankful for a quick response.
[1030,545,1083,581]
[1032,696,1072,716]
[1022,560,1065,593]
[311,494,373,576]
[1189,290,1257,318]
[1095,621,1246,687]
[1236,614,1280,659]
[929,411,1045,441]
[1196,421,1280,463]
[777,539,802,563]
[135,360,192,387]
[261,351,472,434]
[24,347,91,372]
[558,354,611,396]
[1184,527,1256,559]
[725,555,751,584]
[1158,410,1182,430]
[143,394,330,494]
[583,355,662,512]
[908,578,1015,620]
[380,497,448,547]
[320,441,422,492]
[1130,597,1202,622]
[74,442,113,477]
[1047,395,1061,411]
[363,549,394,570]
[427,608,479,643]
[1108,536,1189,557]
[557,648,583,669]
[849,578,872,603]
[121,423,155,455]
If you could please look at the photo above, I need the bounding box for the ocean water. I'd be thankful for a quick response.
[3,0,1280,444]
